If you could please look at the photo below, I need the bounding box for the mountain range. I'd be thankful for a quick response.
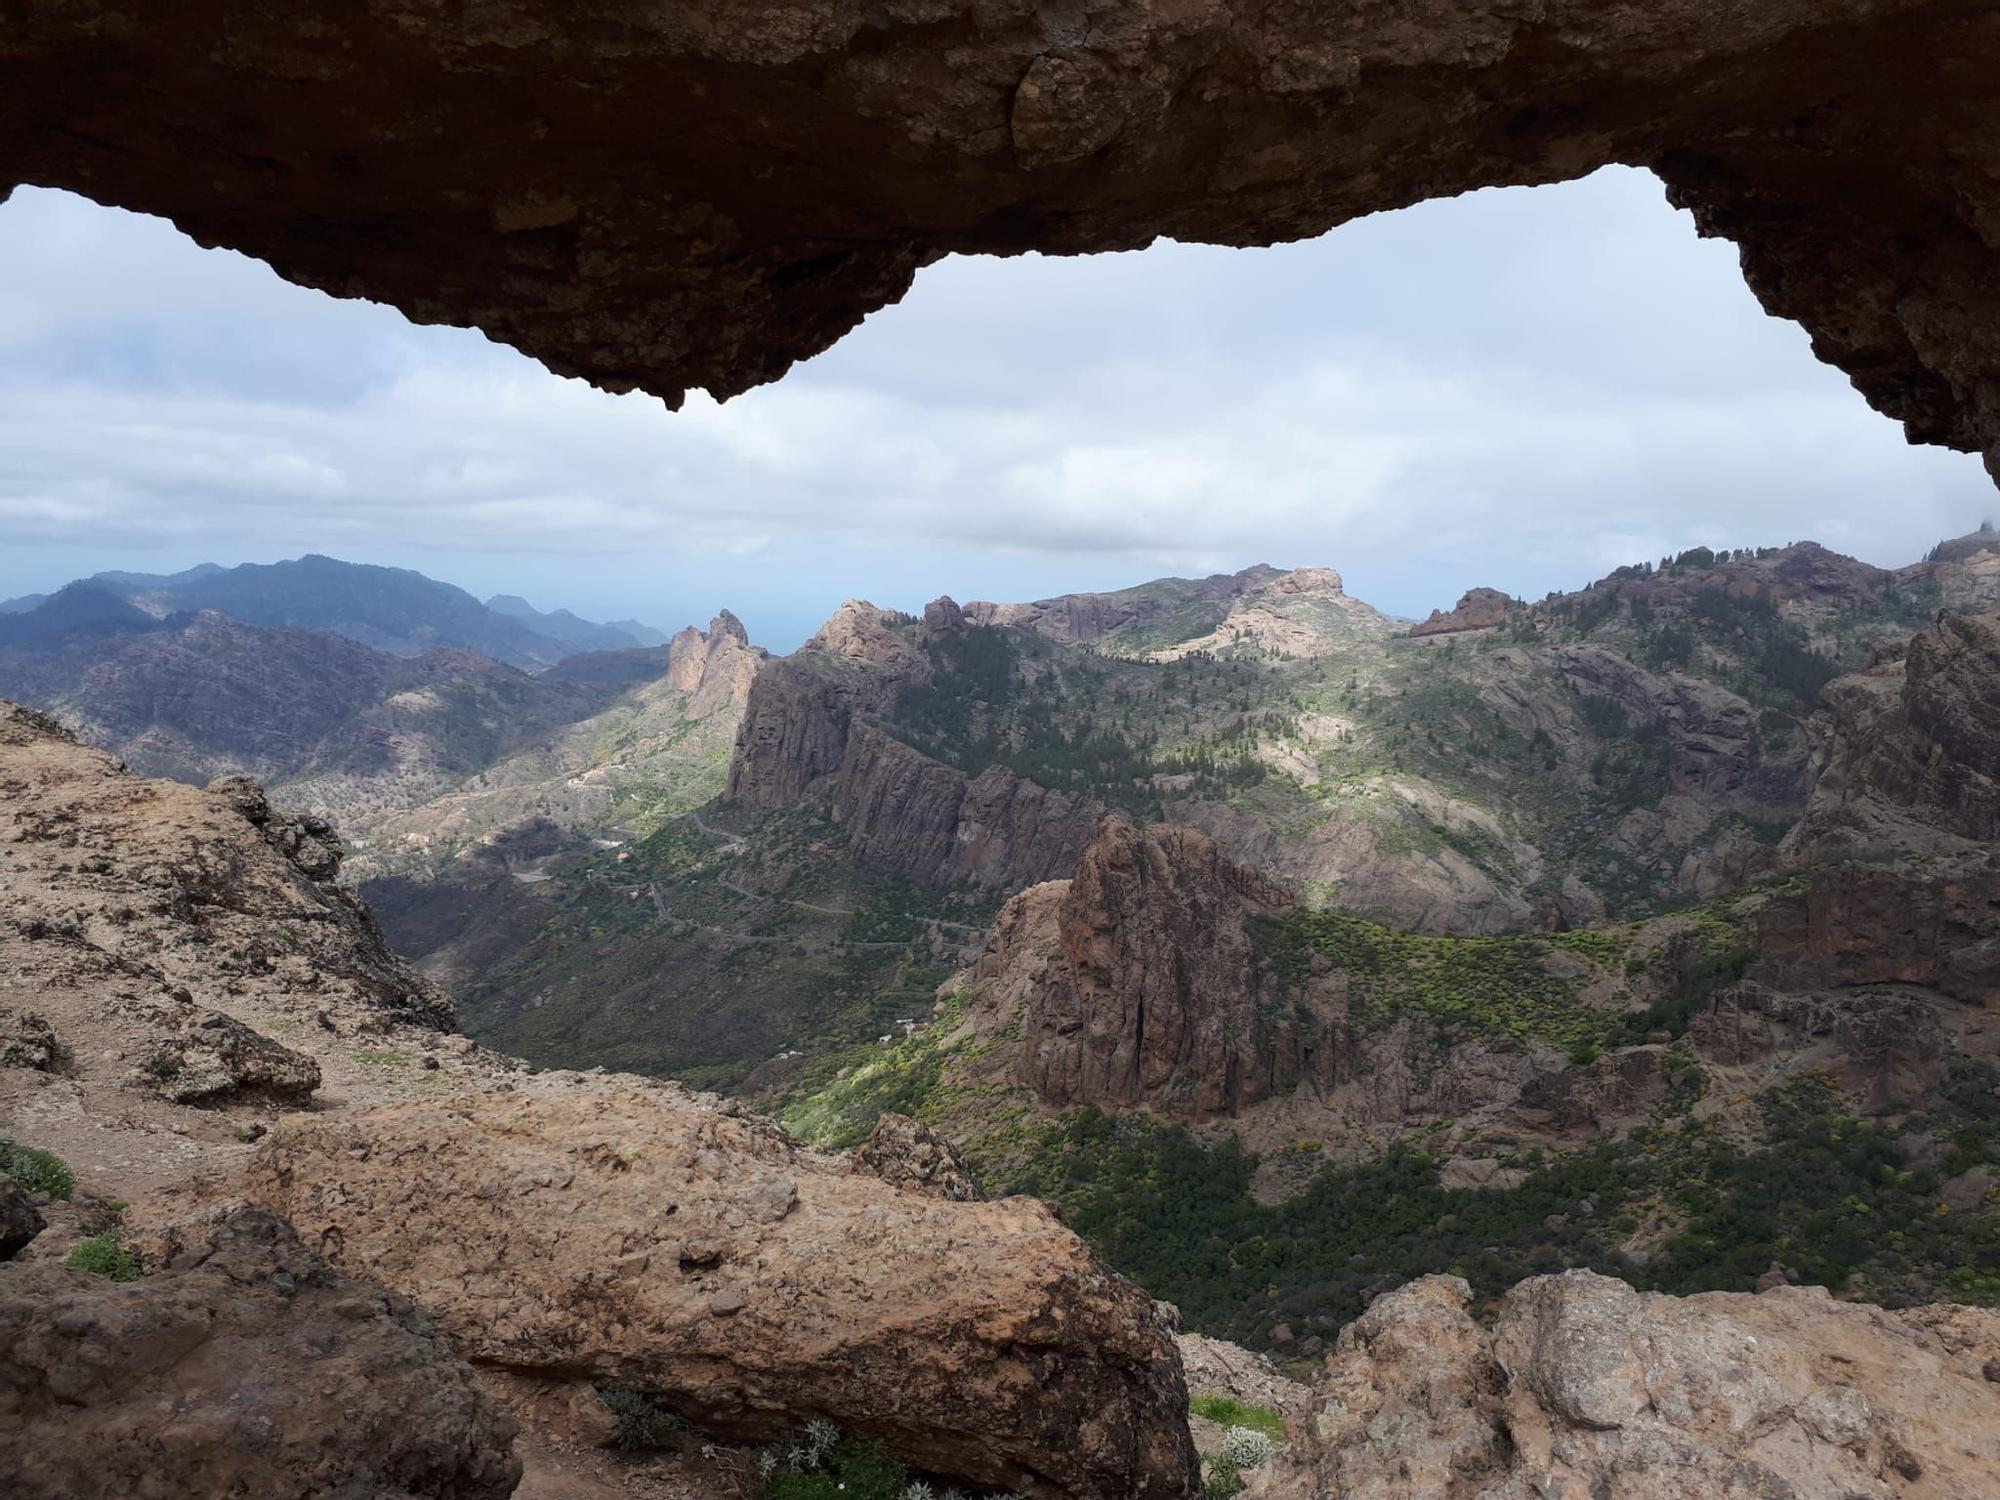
[4,529,2000,1363]
[0,555,665,668]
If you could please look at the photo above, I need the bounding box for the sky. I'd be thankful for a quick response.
[1,169,1992,652]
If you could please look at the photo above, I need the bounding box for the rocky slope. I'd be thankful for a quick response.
[1409,587,1516,638]
[0,700,1201,1499]
[1248,1271,2000,1500]
[0,1207,523,1500]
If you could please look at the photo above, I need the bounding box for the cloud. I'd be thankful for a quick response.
[0,169,1990,644]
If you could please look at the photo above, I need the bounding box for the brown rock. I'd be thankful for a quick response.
[850,1112,982,1202]
[1000,818,1298,1119]
[0,1007,59,1071]
[1410,588,1516,638]
[130,997,322,1105]
[1254,1271,2000,1500]
[0,1177,42,1261]
[0,1207,521,1500]
[246,1075,1200,1500]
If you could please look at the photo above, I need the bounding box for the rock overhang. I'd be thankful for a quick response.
[4,0,1998,474]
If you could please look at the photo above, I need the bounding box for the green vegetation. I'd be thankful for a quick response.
[0,1137,75,1200]
[995,1069,2000,1349]
[351,1048,410,1066]
[597,1388,688,1451]
[1253,910,1613,1048]
[777,996,986,1149]
[64,1233,141,1281]
[1188,1396,1285,1441]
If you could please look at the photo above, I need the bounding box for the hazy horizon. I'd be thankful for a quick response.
[4,166,1994,650]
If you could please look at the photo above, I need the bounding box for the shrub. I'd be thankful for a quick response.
[1218,1427,1279,1469]
[0,1138,74,1200]
[598,1388,686,1450]
[64,1234,140,1282]
[762,1424,909,1500]
[1203,1457,1245,1498]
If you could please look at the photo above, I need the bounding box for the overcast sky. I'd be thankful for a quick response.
[1,169,1991,651]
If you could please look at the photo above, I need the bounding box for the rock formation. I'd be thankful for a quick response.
[248,1075,1200,1500]
[1410,587,1516,638]
[968,565,1389,658]
[0,1207,523,1500]
[1248,1271,2000,1500]
[9,3,2000,476]
[989,818,1300,1118]
[1793,609,2000,855]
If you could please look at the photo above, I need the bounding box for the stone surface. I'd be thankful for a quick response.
[995,818,1297,1119]
[0,1007,59,1071]
[0,1178,42,1261]
[1250,1271,2000,1500]
[0,1206,521,1500]
[247,1075,1200,1500]
[8,3,2000,471]
[850,1111,983,1201]
[130,995,322,1104]
[1411,588,1516,638]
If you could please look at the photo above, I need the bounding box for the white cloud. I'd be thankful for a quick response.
[0,170,1990,646]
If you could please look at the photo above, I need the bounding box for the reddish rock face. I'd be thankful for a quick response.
[1411,588,1516,638]
[8,3,2000,470]
[1007,818,1298,1118]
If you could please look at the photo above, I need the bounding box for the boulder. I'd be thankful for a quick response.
[246,1075,1200,1500]
[0,1207,521,1500]
[850,1112,982,1202]
[0,1007,60,1071]
[0,1178,42,1261]
[1251,1271,2000,1500]
[131,998,322,1105]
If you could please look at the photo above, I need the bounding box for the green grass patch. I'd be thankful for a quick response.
[1189,1395,1286,1440]
[0,1138,75,1200]
[351,1048,410,1066]
[64,1233,140,1282]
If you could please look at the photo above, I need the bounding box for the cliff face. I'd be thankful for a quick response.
[728,603,1100,890]
[1785,608,2000,868]
[832,725,1104,892]
[995,819,1299,1119]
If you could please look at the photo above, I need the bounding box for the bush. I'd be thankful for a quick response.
[1203,1457,1245,1498]
[0,1138,74,1200]
[762,1424,908,1500]
[1218,1427,1279,1469]
[598,1388,685,1450]
[64,1234,140,1282]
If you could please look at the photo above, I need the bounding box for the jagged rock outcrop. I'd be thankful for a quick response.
[832,724,1104,891]
[1792,610,2000,856]
[0,1179,42,1260]
[1249,1271,2000,1500]
[11,4,2000,473]
[0,1206,522,1500]
[0,1007,59,1071]
[0,704,452,1034]
[996,819,1298,1118]
[1411,587,1516,638]
[666,609,765,718]
[850,1112,982,1202]
[725,656,861,808]
[247,1074,1200,1500]
[130,995,322,1104]
[968,565,1389,659]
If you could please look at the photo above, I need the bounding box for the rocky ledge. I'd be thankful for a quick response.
[1250,1271,2000,1499]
